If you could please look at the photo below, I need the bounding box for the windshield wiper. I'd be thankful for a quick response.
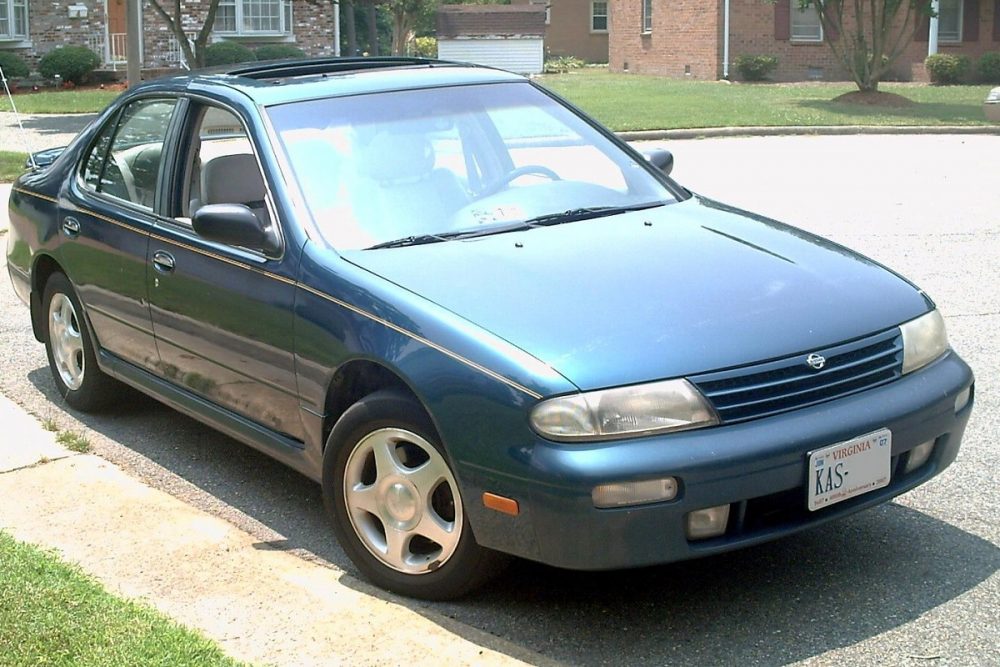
[524,202,667,227]
[366,233,456,250]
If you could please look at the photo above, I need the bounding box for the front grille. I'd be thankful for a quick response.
[689,329,903,424]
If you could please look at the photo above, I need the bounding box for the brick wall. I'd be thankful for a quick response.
[2,0,333,71]
[512,0,610,63]
[610,0,1000,81]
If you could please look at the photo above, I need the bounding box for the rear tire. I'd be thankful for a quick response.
[323,390,507,600]
[42,273,120,412]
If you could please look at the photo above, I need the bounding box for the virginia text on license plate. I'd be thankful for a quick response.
[807,428,891,511]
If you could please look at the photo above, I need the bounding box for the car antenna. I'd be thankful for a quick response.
[0,63,38,170]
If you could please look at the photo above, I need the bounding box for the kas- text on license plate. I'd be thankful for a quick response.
[808,428,891,512]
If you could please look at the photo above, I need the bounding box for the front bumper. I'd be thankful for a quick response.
[461,351,973,570]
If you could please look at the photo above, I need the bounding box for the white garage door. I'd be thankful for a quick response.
[437,38,544,75]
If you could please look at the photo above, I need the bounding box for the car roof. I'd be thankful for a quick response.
[144,57,527,107]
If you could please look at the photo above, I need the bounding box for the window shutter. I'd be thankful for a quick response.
[775,0,791,40]
[963,0,979,41]
[823,5,840,40]
[915,11,929,41]
[995,0,1000,40]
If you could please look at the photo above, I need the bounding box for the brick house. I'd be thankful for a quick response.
[513,0,610,63]
[0,0,334,71]
[437,5,547,74]
[609,0,1000,81]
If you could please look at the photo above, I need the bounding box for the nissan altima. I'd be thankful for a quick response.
[5,57,974,599]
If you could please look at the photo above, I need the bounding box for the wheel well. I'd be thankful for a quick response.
[30,255,64,342]
[321,360,423,450]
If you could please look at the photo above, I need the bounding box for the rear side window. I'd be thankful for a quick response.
[81,98,178,210]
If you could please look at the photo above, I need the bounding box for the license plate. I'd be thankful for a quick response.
[807,428,891,512]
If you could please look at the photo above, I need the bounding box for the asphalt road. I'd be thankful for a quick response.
[2,134,998,666]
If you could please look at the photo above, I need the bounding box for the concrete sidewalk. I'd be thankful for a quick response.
[0,394,542,666]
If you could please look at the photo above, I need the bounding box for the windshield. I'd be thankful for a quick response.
[267,82,677,250]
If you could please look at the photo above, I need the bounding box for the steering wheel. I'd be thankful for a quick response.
[481,165,561,196]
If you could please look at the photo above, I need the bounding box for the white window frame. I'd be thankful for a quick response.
[590,0,608,33]
[0,0,29,41]
[642,0,652,33]
[790,3,823,42]
[214,0,291,36]
[937,0,963,43]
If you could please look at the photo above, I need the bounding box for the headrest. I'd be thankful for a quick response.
[358,133,435,184]
[202,153,266,205]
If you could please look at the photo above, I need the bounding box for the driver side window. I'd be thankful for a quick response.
[81,99,177,210]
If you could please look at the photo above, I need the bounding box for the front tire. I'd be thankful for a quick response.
[323,391,506,600]
[42,273,119,412]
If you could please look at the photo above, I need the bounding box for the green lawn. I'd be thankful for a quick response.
[0,89,119,114]
[1,150,28,183]
[538,69,995,131]
[0,531,246,666]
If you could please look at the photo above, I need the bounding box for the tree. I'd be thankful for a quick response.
[148,0,225,68]
[802,0,932,92]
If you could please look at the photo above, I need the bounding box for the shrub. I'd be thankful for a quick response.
[976,52,1000,84]
[543,56,586,74]
[204,42,256,67]
[38,46,101,85]
[254,44,305,61]
[412,36,437,59]
[924,53,970,85]
[734,54,778,82]
[0,51,30,79]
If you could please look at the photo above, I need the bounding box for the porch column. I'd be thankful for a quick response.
[928,0,940,55]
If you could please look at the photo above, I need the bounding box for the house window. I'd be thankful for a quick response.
[0,0,29,40]
[530,0,550,26]
[791,3,823,41]
[216,0,291,35]
[642,0,652,32]
[591,1,608,32]
[937,0,962,43]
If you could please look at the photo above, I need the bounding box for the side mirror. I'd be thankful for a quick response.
[27,146,66,170]
[192,204,278,254]
[641,148,674,176]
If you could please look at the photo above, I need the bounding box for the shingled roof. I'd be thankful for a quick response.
[436,5,547,39]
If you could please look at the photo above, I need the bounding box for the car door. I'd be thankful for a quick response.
[145,102,304,441]
[63,96,180,372]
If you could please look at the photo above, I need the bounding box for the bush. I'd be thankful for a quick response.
[734,54,778,82]
[924,53,970,85]
[38,46,101,85]
[254,44,305,61]
[412,36,437,59]
[204,41,256,67]
[544,56,586,74]
[0,51,30,79]
[976,52,1000,84]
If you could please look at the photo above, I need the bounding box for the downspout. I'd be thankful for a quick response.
[723,0,731,78]
[928,0,939,56]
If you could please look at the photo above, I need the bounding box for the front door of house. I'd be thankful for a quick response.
[107,0,127,61]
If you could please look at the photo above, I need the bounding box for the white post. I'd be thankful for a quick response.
[723,0,730,78]
[928,0,940,56]
[333,0,341,56]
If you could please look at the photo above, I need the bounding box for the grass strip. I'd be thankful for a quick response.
[1,150,28,183]
[0,531,247,667]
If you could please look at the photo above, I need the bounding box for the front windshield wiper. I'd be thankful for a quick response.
[524,202,668,228]
[366,233,457,250]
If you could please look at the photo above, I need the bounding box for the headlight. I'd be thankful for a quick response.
[530,379,719,442]
[900,309,949,374]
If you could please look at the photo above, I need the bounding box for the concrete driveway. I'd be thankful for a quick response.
[1,134,998,666]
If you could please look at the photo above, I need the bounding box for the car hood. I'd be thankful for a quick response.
[344,196,931,391]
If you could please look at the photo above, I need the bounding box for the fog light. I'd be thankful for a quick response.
[686,504,730,540]
[904,439,935,473]
[954,386,972,413]
[592,477,678,508]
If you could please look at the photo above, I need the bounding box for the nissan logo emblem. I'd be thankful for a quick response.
[806,353,826,370]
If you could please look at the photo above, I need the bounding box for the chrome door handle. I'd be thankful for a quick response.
[152,250,175,273]
[61,217,81,237]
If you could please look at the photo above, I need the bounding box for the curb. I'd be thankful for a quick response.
[617,124,1000,141]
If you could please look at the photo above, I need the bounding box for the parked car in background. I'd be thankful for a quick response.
[6,58,974,599]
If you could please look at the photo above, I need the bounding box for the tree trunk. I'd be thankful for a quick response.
[344,0,358,56]
[366,3,379,56]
